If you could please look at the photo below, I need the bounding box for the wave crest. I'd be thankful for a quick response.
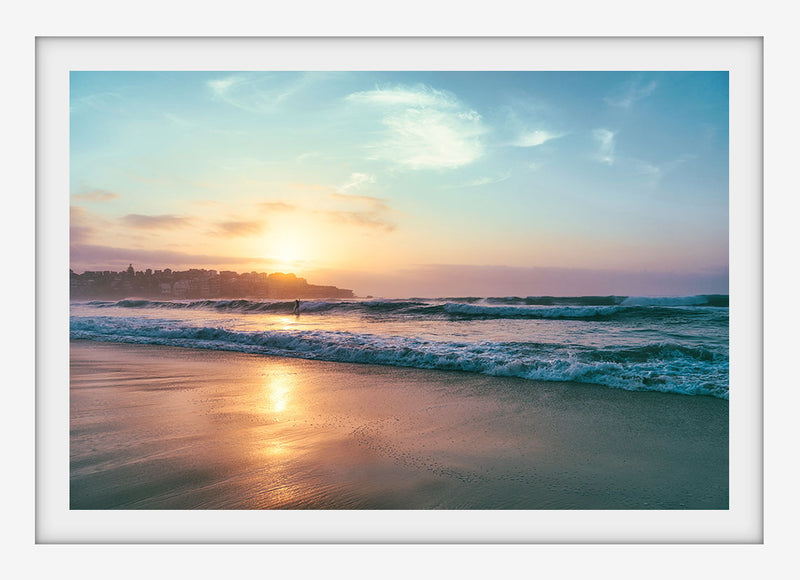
[70,316,729,399]
[74,296,728,322]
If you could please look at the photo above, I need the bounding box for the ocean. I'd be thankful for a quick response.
[69,294,729,400]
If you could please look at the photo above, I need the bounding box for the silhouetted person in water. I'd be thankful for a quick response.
[293,299,300,315]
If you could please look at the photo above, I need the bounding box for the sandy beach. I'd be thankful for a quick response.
[70,340,728,510]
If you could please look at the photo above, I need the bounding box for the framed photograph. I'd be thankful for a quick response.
[37,37,761,544]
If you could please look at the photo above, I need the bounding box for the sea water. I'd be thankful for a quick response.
[69,295,729,399]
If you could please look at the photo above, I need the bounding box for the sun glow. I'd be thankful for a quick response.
[265,230,310,271]
[264,373,293,415]
[274,241,302,267]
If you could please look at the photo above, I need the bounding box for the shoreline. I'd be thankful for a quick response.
[70,340,729,509]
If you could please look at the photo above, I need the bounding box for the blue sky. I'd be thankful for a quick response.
[70,71,728,297]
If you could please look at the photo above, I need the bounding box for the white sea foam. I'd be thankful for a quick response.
[442,302,624,319]
[620,295,709,307]
[70,315,729,399]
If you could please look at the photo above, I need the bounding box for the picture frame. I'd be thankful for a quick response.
[38,36,760,544]
[14,4,791,570]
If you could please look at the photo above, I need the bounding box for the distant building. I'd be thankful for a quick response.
[172,280,189,298]
[69,265,354,300]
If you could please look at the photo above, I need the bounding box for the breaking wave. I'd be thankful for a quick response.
[74,295,728,321]
[70,316,729,399]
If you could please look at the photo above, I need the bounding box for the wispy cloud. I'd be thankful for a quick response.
[513,130,564,148]
[455,172,512,188]
[593,129,617,165]
[605,78,657,109]
[164,112,195,128]
[633,154,695,187]
[348,85,460,109]
[337,172,376,193]
[211,220,265,237]
[70,206,119,245]
[501,103,565,149]
[70,91,124,115]
[72,189,120,202]
[346,84,487,170]
[70,206,97,244]
[120,214,191,229]
[322,188,396,231]
[295,151,321,163]
[319,210,396,232]
[330,192,390,211]
[636,161,662,186]
[207,73,314,114]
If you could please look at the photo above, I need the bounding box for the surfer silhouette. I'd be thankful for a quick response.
[293,299,300,315]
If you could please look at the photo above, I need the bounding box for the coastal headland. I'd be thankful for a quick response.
[70,265,354,300]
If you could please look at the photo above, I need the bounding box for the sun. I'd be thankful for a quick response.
[274,240,300,264]
[270,236,307,271]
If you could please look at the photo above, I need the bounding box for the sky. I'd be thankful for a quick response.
[70,71,729,297]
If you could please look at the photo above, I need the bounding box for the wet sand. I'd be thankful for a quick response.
[70,340,728,510]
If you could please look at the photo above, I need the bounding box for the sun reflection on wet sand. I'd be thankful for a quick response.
[253,366,312,487]
[70,342,730,510]
[264,372,293,414]
[264,441,288,457]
